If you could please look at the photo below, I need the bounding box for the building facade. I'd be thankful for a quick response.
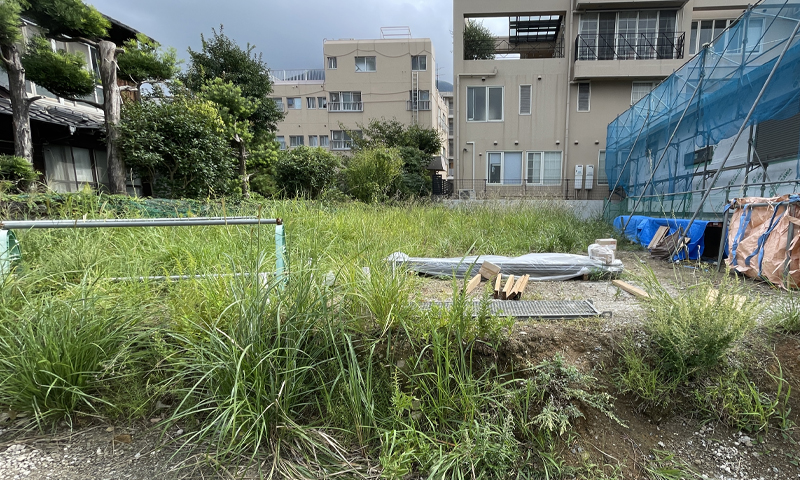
[270,36,448,157]
[452,0,757,200]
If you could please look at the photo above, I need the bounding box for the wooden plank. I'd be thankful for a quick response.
[647,226,670,249]
[508,275,526,300]
[493,274,502,299]
[479,261,501,280]
[611,279,650,299]
[465,274,482,295]
[516,275,530,300]
[501,275,515,300]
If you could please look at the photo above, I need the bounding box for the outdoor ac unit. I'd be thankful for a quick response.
[458,189,475,200]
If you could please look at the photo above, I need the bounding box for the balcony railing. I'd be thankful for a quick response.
[328,102,363,112]
[269,69,325,83]
[575,32,684,61]
[406,100,431,111]
[330,140,352,150]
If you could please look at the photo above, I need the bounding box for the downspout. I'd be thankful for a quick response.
[466,141,476,182]
[564,0,576,188]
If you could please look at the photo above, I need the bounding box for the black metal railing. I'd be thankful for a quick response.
[494,35,566,59]
[447,179,613,200]
[575,32,684,61]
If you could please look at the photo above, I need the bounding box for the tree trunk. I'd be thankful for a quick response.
[99,40,126,194]
[1,44,34,162]
[235,135,250,198]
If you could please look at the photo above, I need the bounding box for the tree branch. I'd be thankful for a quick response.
[25,96,44,105]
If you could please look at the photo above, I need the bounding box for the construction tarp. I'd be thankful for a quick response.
[614,215,709,261]
[726,195,800,288]
[386,252,623,281]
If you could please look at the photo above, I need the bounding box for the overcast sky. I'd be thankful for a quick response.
[88,0,457,83]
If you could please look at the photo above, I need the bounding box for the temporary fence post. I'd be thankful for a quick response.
[716,206,730,272]
[275,220,286,287]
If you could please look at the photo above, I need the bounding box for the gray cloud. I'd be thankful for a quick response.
[88,0,454,83]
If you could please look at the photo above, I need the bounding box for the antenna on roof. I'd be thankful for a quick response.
[381,26,412,39]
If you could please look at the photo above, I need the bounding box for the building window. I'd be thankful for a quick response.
[306,97,316,109]
[309,135,318,147]
[287,97,301,109]
[526,151,563,185]
[411,55,427,71]
[289,135,304,147]
[329,91,362,111]
[43,145,110,193]
[487,151,523,185]
[577,83,590,112]
[355,56,376,72]
[327,56,337,69]
[331,130,357,150]
[519,85,532,115]
[597,150,608,185]
[272,98,284,112]
[467,86,503,122]
[408,90,431,110]
[319,135,329,147]
[317,96,327,109]
[277,136,286,150]
[689,17,763,55]
[578,10,679,61]
[631,81,655,105]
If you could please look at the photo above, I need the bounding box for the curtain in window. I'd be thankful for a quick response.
[527,152,542,184]
[72,148,94,184]
[43,146,76,192]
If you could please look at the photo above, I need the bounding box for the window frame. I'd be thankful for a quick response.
[355,56,376,72]
[486,151,524,185]
[277,136,286,150]
[466,85,504,122]
[308,135,319,147]
[286,97,302,110]
[411,55,427,71]
[597,150,608,185]
[306,97,316,109]
[631,81,655,105]
[289,135,304,148]
[577,82,591,112]
[329,91,362,112]
[519,84,532,115]
[319,135,329,148]
[327,56,337,69]
[317,96,327,109]
[330,130,354,150]
[525,150,564,186]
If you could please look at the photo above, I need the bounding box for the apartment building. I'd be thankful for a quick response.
[452,0,756,199]
[270,35,448,157]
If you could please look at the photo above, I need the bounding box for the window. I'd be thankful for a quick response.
[683,145,715,166]
[467,86,503,122]
[597,150,608,185]
[287,97,301,109]
[408,90,431,110]
[306,97,316,109]
[631,81,655,105]
[43,146,110,193]
[329,91,362,111]
[277,136,286,150]
[526,151,563,185]
[519,85,532,115]
[577,83,590,112]
[317,96,327,109]
[272,98,284,111]
[327,56,337,69]
[487,152,523,185]
[689,17,763,55]
[578,10,679,60]
[309,135,318,147]
[319,135,329,147]
[355,56,376,72]
[331,130,358,150]
[411,55,427,71]
[289,135,304,147]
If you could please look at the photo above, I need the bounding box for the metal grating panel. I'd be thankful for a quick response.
[420,300,604,319]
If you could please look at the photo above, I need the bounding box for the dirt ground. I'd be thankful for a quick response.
[1,251,799,480]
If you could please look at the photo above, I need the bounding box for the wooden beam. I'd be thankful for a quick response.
[479,261,501,280]
[465,274,482,295]
[647,225,670,249]
[516,274,530,300]
[611,279,650,299]
[502,275,515,300]
[508,275,526,300]
[494,274,502,299]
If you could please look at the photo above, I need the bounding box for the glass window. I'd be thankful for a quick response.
[488,152,502,184]
[467,86,503,122]
[598,150,608,185]
[277,136,286,150]
[317,96,327,109]
[355,56,376,72]
[319,135,329,147]
[306,97,316,109]
[411,55,427,71]
[287,97,301,109]
[631,82,655,105]
[527,151,563,185]
[577,83,590,112]
[289,136,304,147]
[503,152,522,185]
[519,85,531,115]
[331,130,354,150]
[327,57,337,69]
[309,135,318,147]
[72,148,94,184]
[272,98,284,111]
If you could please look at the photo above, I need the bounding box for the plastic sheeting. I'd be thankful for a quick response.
[726,195,800,288]
[614,215,710,261]
[386,252,623,281]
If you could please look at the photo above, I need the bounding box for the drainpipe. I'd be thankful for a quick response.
[564,0,576,188]
[466,141,476,184]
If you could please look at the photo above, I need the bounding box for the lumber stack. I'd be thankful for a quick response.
[462,261,530,301]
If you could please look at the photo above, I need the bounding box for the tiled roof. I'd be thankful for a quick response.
[0,87,105,131]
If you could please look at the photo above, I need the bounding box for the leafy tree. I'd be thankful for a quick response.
[0,154,37,193]
[464,20,496,60]
[274,146,340,199]
[117,34,179,102]
[118,87,236,199]
[343,147,404,203]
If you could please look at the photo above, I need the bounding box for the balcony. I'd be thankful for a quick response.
[575,32,684,61]
[493,36,565,59]
[406,100,431,111]
[328,102,363,112]
[330,140,352,150]
[269,69,325,84]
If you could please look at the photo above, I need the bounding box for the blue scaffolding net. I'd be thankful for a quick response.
[605,1,800,224]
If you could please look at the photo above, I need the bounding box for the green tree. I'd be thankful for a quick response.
[274,146,340,199]
[464,20,496,60]
[343,147,404,203]
[118,87,236,199]
[117,34,179,102]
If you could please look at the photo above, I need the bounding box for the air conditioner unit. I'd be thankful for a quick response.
[458,189,475,200]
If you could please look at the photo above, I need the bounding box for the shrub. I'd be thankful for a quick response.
[274,146,340,199]
[0,154,38,192]
[464,20,496,60]
[769,290,800,333]
[344,147,403,203]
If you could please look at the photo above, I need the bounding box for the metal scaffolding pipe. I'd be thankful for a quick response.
[0,216,281,230]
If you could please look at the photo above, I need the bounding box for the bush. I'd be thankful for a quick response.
[273,146,340,199]
[769,290,800,333]
[343,147,403,203]
[0,155,38,193]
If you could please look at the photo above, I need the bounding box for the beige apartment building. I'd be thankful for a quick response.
[270,35,448,157]
[453,0,756,199]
